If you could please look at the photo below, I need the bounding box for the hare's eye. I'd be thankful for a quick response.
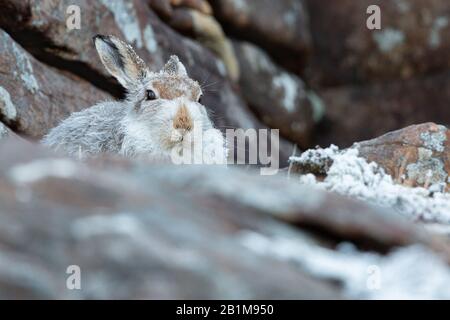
[198,94,203,103]
[146,89,157,101]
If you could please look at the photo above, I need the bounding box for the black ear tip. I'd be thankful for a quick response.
[92,34,106,45]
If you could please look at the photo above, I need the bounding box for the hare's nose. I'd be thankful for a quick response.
[173,105,193,131]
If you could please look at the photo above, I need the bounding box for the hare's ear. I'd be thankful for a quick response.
[93,34,148,89]
[163,55,188,77]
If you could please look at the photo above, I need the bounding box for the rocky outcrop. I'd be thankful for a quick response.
[0,30,110,138]
[233,41,322,147]
[0,0,294,162]
[210,0,311,73]
[1,138,450,298]
[306,0,450,87]
[356,123,450,188]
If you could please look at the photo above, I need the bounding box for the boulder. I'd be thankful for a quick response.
[0,30,110,139]
[233,41,322,147]
[210,0,311,73]
[356,123,450,188]
[306,0,450,86]
[0,0,240,118]
[0,139,343,299]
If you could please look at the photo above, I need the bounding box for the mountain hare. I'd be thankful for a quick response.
[42,35,227,164]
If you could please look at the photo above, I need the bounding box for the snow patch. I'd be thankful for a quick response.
[72,213,144,239]
[306,91,325,122]
[216,60,227,77]
[373,28,405,53]
[143,24,158,53]
[240,231,450,299]
[231,0,248,13]
[273,73,298,113]
[429,17,448,48]
[241,43,275,73]
[9,159,78,184]
[100,0,143,48]
[0,122,8,139]
[0,86,17,123]
[394,0,411,13]
[283,0,302,27]
[290,146,450,224]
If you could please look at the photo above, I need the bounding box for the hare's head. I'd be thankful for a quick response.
[93,34,213,151]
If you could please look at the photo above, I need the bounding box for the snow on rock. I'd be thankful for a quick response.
[0,122,9,139]
[241,231,450,299]
[290,146,450,224]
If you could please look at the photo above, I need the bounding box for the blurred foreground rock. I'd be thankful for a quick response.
[356,123,450,188]
[1,139,449,298]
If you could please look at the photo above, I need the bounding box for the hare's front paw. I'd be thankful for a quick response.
[201,129,228,165]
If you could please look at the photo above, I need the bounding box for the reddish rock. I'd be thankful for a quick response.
[356,123,450,188]
[1,139,450,298]
[306,0,450,86]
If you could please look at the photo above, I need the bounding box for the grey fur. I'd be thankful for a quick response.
[42,101,126,157]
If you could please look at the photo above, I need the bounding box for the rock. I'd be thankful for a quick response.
[0,138,343,299]
[2,139,450,298]
[210,0,311,73]
[0,30,110,139]
[148,0,239,81]
[0,0,293,163]
[314,71,450,147]
[233,41,323,147]
[356,123,450,188]
[306,0,450,86]
[162,7,240,81]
